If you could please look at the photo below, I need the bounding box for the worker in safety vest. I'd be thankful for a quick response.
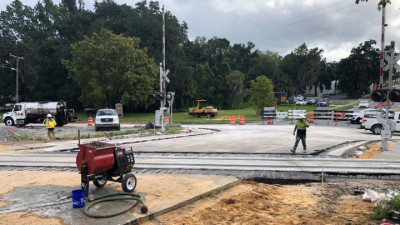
[43,114,57,140]
[291,115,309,154]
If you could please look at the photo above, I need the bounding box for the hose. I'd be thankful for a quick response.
[83,193,148,218]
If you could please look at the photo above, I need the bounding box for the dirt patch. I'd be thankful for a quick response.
[353,141,395,159]
[149,179,399,225]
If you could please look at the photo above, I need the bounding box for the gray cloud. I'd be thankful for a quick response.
[1,0,399,62]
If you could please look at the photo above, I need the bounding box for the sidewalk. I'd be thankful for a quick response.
[376,141,400,160]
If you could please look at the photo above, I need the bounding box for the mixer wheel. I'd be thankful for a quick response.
[122,173,137,192]
[93,176,108,187]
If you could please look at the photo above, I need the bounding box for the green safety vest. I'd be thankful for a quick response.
[295,120,309,129]
[43,118,57,128]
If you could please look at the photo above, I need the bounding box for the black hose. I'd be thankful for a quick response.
[83,193,148,218]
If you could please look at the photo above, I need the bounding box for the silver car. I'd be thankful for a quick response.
[95,109,120,131]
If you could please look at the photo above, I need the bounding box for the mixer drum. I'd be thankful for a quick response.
[76,141,115,175]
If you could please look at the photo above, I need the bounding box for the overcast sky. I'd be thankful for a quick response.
[1,0,400,62]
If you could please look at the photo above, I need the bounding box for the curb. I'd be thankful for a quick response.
[130,179,240,225]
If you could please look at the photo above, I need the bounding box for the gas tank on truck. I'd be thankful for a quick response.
[2,100,69,127]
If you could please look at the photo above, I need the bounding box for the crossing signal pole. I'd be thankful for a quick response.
[374,41,400,151]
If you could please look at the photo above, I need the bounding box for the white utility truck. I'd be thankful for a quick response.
[2,101,69,126]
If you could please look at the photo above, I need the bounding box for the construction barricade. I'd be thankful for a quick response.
[276,111,288,119]
[239,115,245,125]
[230,116,235,125]
[261,107,276,125]
[309,113,315,123]
[314,107,332,120]
[88,117,93,126]
[332,110,353,121]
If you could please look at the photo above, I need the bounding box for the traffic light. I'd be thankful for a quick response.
[371,90,387,102]
[389,89,400,102]
[166,92,175,101]
[150,92,164,101]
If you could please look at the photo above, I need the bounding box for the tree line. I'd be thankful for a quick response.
[0,0,391,112]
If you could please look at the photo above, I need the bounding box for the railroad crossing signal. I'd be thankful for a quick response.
[371,90,387,102]
[383,53,400,72]
[150,92,164,101]
[388,89,400,102]
[163,69,170,83]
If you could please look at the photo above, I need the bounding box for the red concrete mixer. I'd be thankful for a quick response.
[76,140,137,196]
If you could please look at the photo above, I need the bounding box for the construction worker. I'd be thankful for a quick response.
[43,114,57,140]
[291,115,309,154]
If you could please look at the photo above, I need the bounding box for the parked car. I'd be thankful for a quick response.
[294,95,304,102]
[95,109,120,131]
[317,98,329,107]
[306,99,317,105]
[358,100,369,109]
[295,100,307,105]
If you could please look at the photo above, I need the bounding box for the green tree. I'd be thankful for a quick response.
[281,43,324,95]
[336,40,379,98]
[250,76,275,114]
[62,29,158,109]
[226,70,245,109]
[355,0,391,10]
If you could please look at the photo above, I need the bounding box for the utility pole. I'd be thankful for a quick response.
[9,53,23,103]
[379,0,386,111]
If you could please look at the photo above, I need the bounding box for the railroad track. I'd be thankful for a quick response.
[1,152,400,180]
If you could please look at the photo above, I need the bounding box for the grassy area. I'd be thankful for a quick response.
[330,101,348,105]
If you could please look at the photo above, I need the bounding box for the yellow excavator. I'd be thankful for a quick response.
[189,100,218,117]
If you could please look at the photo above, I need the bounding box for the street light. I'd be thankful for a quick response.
[9,53,23,103]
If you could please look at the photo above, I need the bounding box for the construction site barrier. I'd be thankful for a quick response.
[164,116,169,123]
[309,113,314,123]
[239,115,245,125]
[261,107,276,124]
[276,112,288,119]
[230,116,235,125]
[313,107,332,120]
[288,109,306,119]
[267,118,273,124]
[333,112,339,122]
[332,110,353,121]
[261,107,276,119]
[88,117,93,126]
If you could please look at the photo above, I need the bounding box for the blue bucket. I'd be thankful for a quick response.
[72,189,86,208]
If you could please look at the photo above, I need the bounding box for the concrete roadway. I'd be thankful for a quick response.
[131,123,391,154]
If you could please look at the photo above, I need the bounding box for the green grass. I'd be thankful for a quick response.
[332,105,355,111]
[330,101,348,105]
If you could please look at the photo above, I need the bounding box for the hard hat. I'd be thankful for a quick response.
[47,114,52,118]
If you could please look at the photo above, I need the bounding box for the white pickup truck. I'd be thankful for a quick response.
[362,110,398,135]
[351,108,394,124]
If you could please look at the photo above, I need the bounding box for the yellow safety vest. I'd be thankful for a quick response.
[43,118,57,128]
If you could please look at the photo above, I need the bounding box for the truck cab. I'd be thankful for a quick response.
[2,103,26,126]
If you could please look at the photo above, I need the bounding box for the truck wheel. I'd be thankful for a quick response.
[122,173,137,192]
[372,125,382,135]
[4,118,14,126]
[116,125,120,131]
[93,176,107,187]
